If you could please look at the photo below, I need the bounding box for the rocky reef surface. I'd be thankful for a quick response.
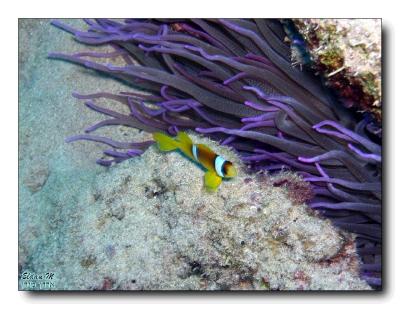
[291,19,381,123]
[19,133,371,290]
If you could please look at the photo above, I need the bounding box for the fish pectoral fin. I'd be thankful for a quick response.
[204,170,222,191]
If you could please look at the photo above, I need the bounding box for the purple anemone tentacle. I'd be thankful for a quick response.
[103,149,132,159]
[96,159,114,167]
[160,85,176,101]
[196,126,325,158]
[127,148,146,156]
[298,150,349,166]
[139,101,166,116]
[309,202,381,214]
[348,143,382,163]
[313,120,381,155]
[223,72,249,85]
[66,134,154,150]
[244,101,279,112]
[85,119,136,133]
[363,276,382,287]
[241,112,278,123]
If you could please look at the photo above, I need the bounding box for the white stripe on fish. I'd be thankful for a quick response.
[214,155,226,178]
[192,144,199,161]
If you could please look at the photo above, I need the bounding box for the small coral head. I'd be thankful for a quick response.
[223,161,237,178]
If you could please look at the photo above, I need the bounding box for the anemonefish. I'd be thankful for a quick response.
[152,131,237,191]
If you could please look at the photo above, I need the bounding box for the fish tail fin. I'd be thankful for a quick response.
[152,132,179,151]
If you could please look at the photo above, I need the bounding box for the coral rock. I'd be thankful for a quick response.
[292,19,381,122]
[19,133,371,290]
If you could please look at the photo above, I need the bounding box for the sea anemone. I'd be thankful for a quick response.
[49,18,382,288]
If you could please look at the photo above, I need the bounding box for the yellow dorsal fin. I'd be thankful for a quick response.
[176,131,193,146]
[175,131,194,159]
